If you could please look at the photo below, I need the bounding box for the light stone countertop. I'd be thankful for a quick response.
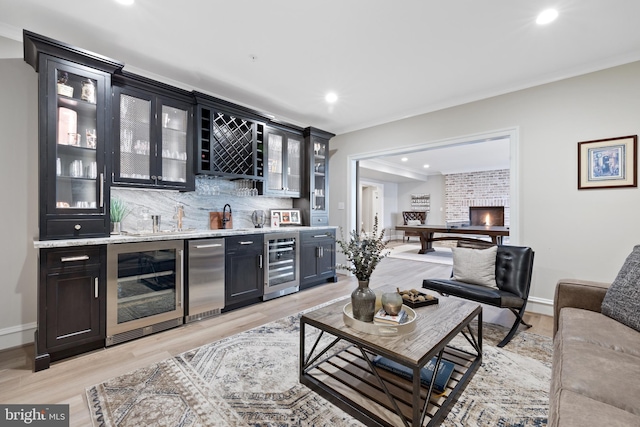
[33,225,337,249]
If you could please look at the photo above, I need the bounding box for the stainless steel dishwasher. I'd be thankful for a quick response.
[186,238,225,322]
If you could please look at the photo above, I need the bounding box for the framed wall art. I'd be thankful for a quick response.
[578,135,637,189]
[410,193,431,212]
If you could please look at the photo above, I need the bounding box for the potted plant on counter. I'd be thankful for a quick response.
[110,197,129,234]
[337,216,390,322]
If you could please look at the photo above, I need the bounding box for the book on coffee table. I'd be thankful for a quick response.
[373,308,408,325]
[372,355,455,395]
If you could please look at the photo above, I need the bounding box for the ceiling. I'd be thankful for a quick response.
[359,137,511,183]
[1,1,639,180]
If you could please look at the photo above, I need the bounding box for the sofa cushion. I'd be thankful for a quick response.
[451,245,497,287]
[601,244,640,332]
[552,337,640,417]
[549,389,640,427]
[557,308,640,357]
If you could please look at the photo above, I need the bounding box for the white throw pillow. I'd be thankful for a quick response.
[451,246,498,288]
[406,219,422,226]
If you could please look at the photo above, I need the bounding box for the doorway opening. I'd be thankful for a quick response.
[359,180,384,236]
[348,127,519,245]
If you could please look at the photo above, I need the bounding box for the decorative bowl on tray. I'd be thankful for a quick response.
[343,303,417,336]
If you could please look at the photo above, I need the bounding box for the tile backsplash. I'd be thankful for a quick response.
[112,177,292,232]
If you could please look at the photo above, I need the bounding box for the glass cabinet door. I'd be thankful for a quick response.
[114,87,191,188]
[118,92,152,181]
[286,135,301,195]
[265,128,302,196]
[159,104,188,184]
[267,132,284,192]
[49,62,106,214]
[312,139,328,212]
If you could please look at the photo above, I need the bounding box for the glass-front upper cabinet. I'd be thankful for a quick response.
[112,73,194,191]
[26,40,121,239]
[263,127,302,197]
[311,137,328,212]
[293,127,334,226]
[51,64,105,212]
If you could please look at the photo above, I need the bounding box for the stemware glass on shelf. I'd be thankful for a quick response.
[233,179,259,197]
[196,175,221,196]
[212,176,220,195]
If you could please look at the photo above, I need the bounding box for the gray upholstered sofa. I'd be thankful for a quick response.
[549,278,640,426]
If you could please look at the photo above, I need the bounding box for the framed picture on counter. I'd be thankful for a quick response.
[271,209,302,226]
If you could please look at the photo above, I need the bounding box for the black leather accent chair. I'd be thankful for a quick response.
[422,245,535,347]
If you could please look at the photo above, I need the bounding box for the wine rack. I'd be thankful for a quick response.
[198,107,264,180]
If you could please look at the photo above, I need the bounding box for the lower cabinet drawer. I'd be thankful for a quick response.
[45,246,102,270]
[311,215,329,226]
[225,235,264,252]
[45,218,108,239]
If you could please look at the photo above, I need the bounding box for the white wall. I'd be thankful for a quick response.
[329,61,640,315]
[0,58,39,348]
[397,176,446,225]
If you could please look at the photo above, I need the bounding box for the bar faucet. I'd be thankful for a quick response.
[222,203,232,229]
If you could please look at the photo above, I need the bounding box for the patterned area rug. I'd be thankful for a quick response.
[87,308,552,427]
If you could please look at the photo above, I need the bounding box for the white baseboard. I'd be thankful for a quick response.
[0,322,36,351]
[526,296,554,316]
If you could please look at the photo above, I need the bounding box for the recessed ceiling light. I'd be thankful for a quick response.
[325,92,338,104]
[423,164,430,169]
[115,0,134,5]
[536,9,558,25]
[401,157,408,162]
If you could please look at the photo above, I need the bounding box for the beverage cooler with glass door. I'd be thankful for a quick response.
[106,240,184,345]
[263,232,300,300]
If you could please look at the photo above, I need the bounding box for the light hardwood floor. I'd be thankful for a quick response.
[0,254,553,426]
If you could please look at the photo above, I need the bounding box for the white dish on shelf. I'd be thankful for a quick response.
[343,303,417,336]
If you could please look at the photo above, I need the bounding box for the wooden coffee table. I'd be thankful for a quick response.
[299,288,482,427]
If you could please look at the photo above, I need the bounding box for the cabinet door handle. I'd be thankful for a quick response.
[258,254,263,269]
[61,255,89,262]
[239,241,254,245]
[94,277,99,299]
[320,246,324,257]
[99,172,104,208]
[194,243,223,249]
[313,235,327,238]
[178,249,184,307]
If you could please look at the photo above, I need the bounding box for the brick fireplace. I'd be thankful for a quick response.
[445,169,510,226]
[469,206,505,226]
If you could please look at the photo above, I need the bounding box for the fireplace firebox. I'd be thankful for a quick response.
[469,206,505,226]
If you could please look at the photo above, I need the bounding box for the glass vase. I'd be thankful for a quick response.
[351,280,376,322]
